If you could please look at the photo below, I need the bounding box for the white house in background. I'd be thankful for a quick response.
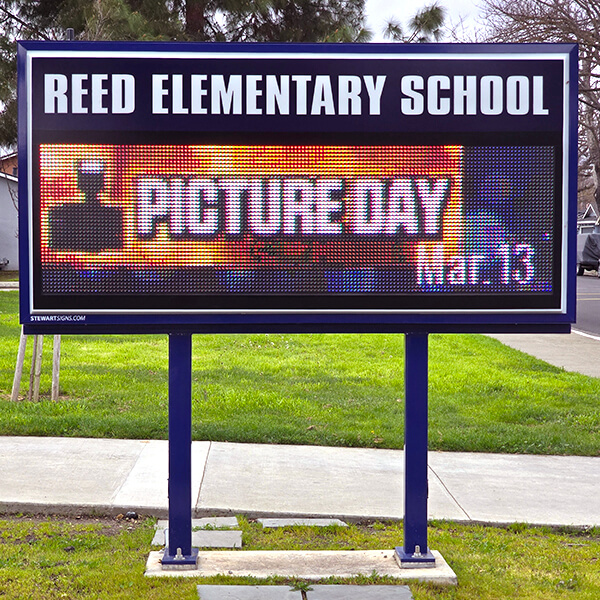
[0,163,18,270]
[0,151,18,178]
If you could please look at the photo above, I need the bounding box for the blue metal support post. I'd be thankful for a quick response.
[396,332,435,566]
[162,333,198,568]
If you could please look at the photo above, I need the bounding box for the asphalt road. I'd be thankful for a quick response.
[576,273,600,336]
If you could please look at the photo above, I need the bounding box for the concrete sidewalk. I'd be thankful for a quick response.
[0,436,598,528]
[491,329,600,378]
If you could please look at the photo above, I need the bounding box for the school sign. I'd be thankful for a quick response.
[18,42,578,334]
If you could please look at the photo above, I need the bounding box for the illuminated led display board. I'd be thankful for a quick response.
[18,42,577,333]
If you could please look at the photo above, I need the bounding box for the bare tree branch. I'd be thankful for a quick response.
[0,5,50,40]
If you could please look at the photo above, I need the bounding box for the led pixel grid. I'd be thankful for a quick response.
[37,144,554,300]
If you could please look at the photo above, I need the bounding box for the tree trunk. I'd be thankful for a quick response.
[185,0,207,37]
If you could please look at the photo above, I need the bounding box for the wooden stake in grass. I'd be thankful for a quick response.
[51,335,61,401]
[10,329,61,402]
[10,327,27,401]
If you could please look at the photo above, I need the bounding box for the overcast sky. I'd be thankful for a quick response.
[365,0,482,42]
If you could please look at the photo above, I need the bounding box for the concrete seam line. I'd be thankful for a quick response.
[194,441,212,512]
[428,464,471,521]
[108,440,148,507]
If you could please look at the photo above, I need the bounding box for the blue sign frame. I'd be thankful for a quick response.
[18,41,578,334]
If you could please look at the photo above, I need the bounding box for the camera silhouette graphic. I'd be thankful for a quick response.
[48,160,123,252]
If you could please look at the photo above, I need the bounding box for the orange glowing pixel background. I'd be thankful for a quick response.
[39,144,463,270]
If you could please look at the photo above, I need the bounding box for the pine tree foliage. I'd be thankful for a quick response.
[383,2,446,43]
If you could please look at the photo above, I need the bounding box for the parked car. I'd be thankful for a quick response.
[577,232,600,276]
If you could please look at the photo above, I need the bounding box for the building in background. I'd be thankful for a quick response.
[0,151,18,270]
[0,152,18,178]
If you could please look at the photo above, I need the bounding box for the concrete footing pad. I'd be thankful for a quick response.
[197,584,415,599]
[152,518,242,547]
[145,549,457,585]
[257,519,347,528]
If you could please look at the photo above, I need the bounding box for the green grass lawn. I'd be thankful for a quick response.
[1,290,599,455]
[0,515,598,599]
